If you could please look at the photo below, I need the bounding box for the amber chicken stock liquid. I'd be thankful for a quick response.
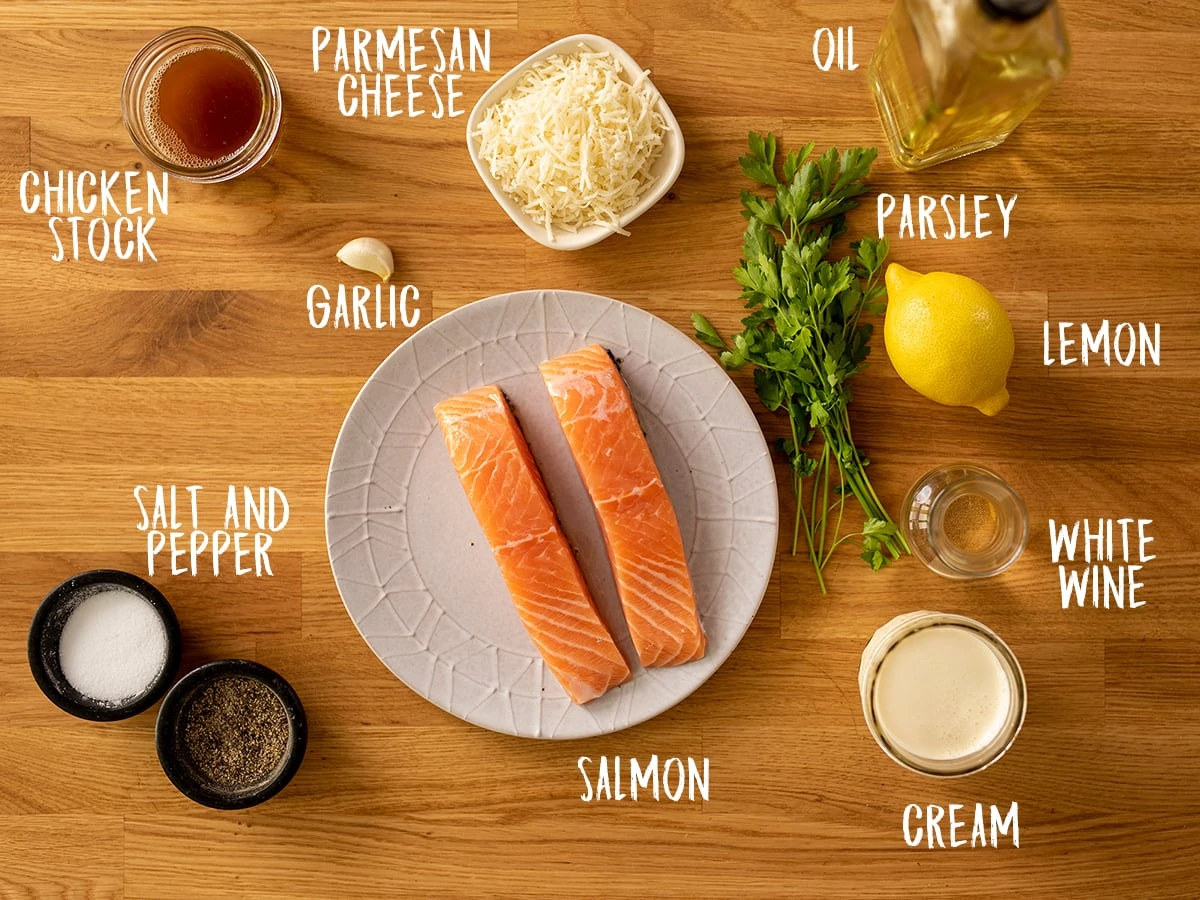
[144,46,265,169]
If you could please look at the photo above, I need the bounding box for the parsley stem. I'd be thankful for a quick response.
[822,451,849,570]
[817,441,831,566]
[788,407,826,594]
[809,437,821,549]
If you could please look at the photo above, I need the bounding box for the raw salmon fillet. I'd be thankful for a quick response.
[434,384,631,704]
[539,345,707,668]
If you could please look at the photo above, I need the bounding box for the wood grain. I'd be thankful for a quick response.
[2,0,1199,897]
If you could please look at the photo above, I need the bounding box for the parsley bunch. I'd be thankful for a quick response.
[692,133,908,593]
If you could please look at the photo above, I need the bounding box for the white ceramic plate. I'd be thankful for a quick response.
[465,34,685,250]
[325,290,777,739]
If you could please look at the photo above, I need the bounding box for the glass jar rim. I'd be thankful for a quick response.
[121,27,282,183]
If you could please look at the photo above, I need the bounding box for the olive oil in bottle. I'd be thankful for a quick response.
[869,0,1070,171]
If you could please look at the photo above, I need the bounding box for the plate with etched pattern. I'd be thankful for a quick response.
[325,290,777,739]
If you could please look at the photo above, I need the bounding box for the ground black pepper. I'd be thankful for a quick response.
[181,675,290,791]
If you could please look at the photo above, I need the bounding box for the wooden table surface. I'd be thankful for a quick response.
[3,0,1199,897]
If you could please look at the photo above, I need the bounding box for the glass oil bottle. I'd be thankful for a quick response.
[869,0,1070,171]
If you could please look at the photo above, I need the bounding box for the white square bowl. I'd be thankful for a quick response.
[466,33,685,251]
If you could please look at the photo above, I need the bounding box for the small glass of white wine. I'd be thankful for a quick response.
[902,463,1028,579]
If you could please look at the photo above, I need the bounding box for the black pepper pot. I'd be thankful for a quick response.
[155,658,307,809]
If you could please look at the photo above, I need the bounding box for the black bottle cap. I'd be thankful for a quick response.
[980,0,1053,21]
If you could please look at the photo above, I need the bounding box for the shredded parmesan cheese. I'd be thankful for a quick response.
[474,47,668,242]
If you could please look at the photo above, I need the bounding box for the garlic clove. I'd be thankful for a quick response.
[336,237,394,281]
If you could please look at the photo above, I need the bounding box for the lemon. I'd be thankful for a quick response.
[883,264,1014,416]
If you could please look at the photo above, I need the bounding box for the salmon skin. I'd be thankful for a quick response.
[434,385,631,704]
[539,345,707,668]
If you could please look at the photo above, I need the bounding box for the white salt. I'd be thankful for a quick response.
[58,587,168,705]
